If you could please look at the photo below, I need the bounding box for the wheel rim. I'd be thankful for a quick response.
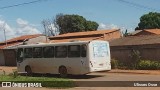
[26,67,32,76]
[59,67,67,77]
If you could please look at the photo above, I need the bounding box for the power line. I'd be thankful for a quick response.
[0,0,47,10]
[116,0,160,12]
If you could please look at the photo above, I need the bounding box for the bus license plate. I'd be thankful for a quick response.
[99,64,103,66]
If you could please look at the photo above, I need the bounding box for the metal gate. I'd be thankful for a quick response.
[3,49,16,66]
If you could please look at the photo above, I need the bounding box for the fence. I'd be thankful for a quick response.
[110,44,160,63]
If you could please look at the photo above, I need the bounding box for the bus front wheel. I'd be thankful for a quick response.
[25,66,32,76]
[59,66,67,78]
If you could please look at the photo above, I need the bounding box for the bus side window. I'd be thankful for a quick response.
[24,48,33,58]
[68,45,80,57]
[81,45,87,57]
[55,46,67,58]
[17,48,23,62]
[33,47,42,58]
[43,46,54,58]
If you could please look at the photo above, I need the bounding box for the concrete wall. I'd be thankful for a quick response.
[26,36,49,44]
[0,50,5,66]
[110,44,160,63]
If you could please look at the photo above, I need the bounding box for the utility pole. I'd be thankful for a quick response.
[42,20,48,43]
[2,22,7,46]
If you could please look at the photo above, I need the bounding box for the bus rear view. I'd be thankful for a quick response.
[88,40,111,72]
[16,40,111,77]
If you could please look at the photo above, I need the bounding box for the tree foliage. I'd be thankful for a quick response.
[55,14,99,34]
[42,19,59,36]
[135,12,160,30]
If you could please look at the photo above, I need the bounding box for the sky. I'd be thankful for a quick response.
[0,0,160,42]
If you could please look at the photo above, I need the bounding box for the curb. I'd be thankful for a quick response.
[108,70,160,75]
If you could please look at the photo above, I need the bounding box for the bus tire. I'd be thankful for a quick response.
[25,66,32,76]
[59,66,67,78]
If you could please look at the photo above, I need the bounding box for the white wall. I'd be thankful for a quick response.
[26,36,49,44]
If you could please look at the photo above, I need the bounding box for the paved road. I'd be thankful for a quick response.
[1,72,160,90]
[69,72,160,81]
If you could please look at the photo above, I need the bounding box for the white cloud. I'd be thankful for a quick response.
[16,18,41,35]
[0,20,15,41]
[16,18,28,27]
[0,18,41,42]
[98,23,119,30]
[98,23,135,35]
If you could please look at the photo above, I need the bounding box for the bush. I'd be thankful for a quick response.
[111,59,119,69]
[111,59,160,70]
[137,60,160,70]
[111,59,133,69]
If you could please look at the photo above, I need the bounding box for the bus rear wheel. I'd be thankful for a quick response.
[59,66,67,78]
[25,66,32,76]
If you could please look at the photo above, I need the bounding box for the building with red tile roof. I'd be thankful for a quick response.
[131,29,160,36]
[0,34,48,66]
[0,34,46,49]
[49,29,122,43]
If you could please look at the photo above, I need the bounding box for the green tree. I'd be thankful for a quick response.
[85,21,99,31]
[135,12,160,30]
[55,14,99,34]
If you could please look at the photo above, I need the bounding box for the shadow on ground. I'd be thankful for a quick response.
[19,73,104,79]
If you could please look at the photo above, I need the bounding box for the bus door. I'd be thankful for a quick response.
[80,44,87,67]
[17,48,24,71]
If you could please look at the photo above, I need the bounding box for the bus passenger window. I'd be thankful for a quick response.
[81,45,87,57]
[43,47,54,58]
[17,48,23,62]
[33,47,42,58]
[68,45,80,57]
[55,46,67,58]
[24,48,32,58]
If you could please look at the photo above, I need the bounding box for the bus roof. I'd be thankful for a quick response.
[17,40,89,48]
[17,40,108,48]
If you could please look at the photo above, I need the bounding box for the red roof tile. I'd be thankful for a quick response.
[0,34,43,44]
[50,36,104,43]
[110,35,160,46]
[132,29,160,36]
[0,42,21,49]
[49,29,119,39]
[0,34,43,49]
[145,29,160,34]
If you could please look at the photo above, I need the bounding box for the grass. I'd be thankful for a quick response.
[0,75,74,88]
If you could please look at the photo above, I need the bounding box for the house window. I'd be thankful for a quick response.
[55,46,67,58]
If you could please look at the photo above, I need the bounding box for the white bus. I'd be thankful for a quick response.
[16,40,111,77]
